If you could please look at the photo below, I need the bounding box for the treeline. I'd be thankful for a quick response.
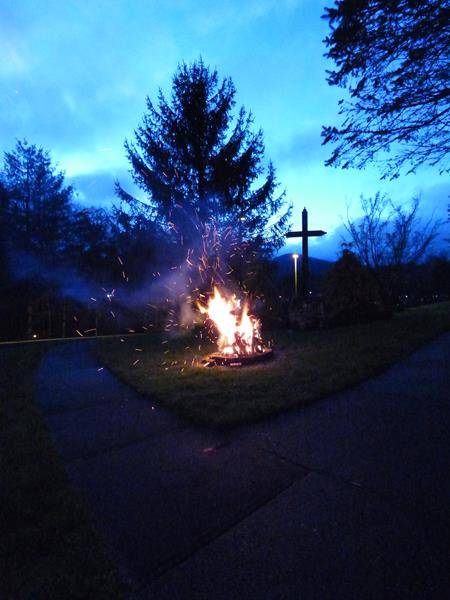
[0,136,283,341]
[323,193,448,324]
[275,191,448,329]
[1,59,448,340]
[321,247,450,328]
[0,139,448,340]
[0,60,293,341]
[0,140,176,341]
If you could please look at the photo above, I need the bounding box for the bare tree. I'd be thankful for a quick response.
[345,193,441,309]
[322,0,450,179]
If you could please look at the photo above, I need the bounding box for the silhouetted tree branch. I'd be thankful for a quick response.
[322,0,450,178]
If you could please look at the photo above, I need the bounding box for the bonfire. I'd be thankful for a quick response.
[198,287,273,367]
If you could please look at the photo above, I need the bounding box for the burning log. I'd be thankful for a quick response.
[204,347,273,367]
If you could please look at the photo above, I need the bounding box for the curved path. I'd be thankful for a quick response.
[35,333,450,599]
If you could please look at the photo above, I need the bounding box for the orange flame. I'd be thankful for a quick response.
[198,287,264,356]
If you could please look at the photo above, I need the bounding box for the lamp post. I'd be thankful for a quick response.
[292,253,299,298]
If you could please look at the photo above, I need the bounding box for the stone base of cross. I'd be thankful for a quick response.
[286,207,326,298]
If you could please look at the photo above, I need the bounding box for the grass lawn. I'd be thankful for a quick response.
[97,302,450,429]
[0,343,123,599]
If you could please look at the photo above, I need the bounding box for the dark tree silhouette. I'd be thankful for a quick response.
[345,193,441,309]
[108,203,175,283]
[0,139,180,340]
[68,208,115,279]
[0,181,10,286]
[1,140,74,259]
[117,59,290,255]
[322,0,450,178]
[1,140,74,337]
[323,246,384,325]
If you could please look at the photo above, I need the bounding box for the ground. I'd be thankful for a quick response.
[18,331,450,597]
[97,302,450,427]
[0,344,123,598]
[2,304,450,598]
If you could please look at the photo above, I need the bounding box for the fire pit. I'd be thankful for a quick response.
[198,287,274,368]
[204,347,273,367]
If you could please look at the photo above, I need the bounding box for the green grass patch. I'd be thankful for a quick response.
[0,343,123,599]
[97,302,450,429]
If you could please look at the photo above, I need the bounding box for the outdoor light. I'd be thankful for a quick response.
[292,253,299,298]
[286,208,326,299]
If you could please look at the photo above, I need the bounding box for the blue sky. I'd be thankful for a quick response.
[1,0,448,260]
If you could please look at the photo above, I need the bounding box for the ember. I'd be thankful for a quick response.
[198,287,273,367]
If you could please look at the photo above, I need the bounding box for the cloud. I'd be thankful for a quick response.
[275,126,327,168]
[69,171,119,207]
[415,181,450,256]
[0,0,180,167]
[59,147,126,178]
[0,5,29,76]
[68,168,141,208]
[305,184,450,261]
[185,0,303,34]
[0,40,27,76]
[416,181,449,219]
[1,0,446,255]
[284,222,346,261]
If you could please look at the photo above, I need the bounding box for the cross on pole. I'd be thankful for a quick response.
[286,208,326,298]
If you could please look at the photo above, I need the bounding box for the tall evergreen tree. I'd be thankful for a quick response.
[117,59,290,260]
[1,139,74,260]
[1,140,74,337]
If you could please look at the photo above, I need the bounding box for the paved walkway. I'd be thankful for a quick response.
[35,334,450,599]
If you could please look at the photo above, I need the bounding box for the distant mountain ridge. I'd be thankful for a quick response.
[273,253,334,279]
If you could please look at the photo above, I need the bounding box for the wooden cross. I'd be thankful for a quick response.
[286,207,326,298]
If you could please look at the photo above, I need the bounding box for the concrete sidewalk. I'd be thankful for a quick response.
[35,334,450,599]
